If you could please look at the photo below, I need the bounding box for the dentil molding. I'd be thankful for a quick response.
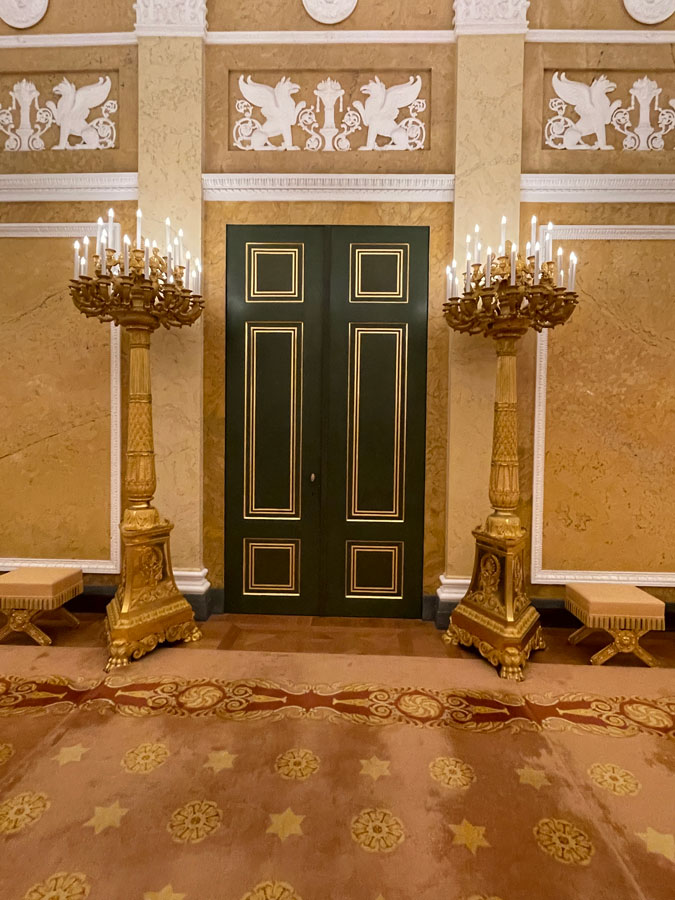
[302,0,358,25]
[623,1,675,24]
[0,0,48,29]
[202,173,454,202]
[134,0,206,37]
[454,0,530,35]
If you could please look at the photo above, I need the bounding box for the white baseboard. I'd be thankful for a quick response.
[174,568,211,595]
[436,575,471,602]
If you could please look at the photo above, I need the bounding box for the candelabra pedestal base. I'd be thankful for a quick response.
[443,527,545,681]
[105,509,201,672]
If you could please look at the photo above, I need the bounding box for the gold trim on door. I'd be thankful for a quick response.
[244,323,303,519]
[349,243,409,303]
[243,538,301,596]
[246,242,305,302]
[346,541,404,599]
[347,324,408,521]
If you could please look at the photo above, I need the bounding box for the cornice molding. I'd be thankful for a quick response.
[454,0,529,35]
[206,29,456,44]
[202,173,454,202]
[527,28,675,43]
[521,173,675,203]
[0,221,98,237]
[0,173,138,202]
[531,223,675,588]
[134,0,206,37]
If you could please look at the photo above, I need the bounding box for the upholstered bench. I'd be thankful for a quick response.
[565,583,665,667]
[0,567,83,646]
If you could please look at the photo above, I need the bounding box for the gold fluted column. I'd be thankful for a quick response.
[126,330,156,508]
[486,337,521,536]
[438,2,529,610]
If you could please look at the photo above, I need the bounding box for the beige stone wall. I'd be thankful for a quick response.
[0,46,138,173]
[203,201,451,593]
[205,44,454,173]
[0,0,134,35]
[528,0,675,30]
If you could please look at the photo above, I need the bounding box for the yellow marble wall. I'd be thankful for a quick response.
[528,0,675,30]
[523,43,675,174]
[138,37,205,572]
[0,237,111,560]
[203,201,452,593]
[0,46,138,173]
[205,44,454,174]
[0,0,134,35]
[206,0,452,31]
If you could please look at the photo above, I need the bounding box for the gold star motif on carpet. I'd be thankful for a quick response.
[517,766,551,790]
[52,744,89,766]
[204,750,237,772]
[266,807,305,841]
[144,886,186,900]
[450,819,490,855]
[84,800,128,834]
[360,756,390,781]
[636,827,675,862]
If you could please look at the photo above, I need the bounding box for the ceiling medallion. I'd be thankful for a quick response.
[0,0,49,29]
[623,0,675,24]
[301,0,358,25]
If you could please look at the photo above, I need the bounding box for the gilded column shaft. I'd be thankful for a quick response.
[489,338,520,513]
[125,329,157,507]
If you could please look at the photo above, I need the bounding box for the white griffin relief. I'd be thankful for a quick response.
[545,71,675,151]
[0,76,117,151]
[233,74,427,152]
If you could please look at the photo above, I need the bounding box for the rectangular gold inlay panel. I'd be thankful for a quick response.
[346,541,404,599]
[246,243,304,302]
[243,538,300,595]
[349,243,409,303]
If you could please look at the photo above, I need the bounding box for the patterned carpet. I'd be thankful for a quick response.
[1,648,673,900]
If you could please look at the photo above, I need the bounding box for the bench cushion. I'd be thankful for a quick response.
[0,568,83,610]
[565,583,665,631]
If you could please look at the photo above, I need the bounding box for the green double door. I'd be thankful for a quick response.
[225,225,428,617]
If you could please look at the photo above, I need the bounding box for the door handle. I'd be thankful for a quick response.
[310,473,317,483]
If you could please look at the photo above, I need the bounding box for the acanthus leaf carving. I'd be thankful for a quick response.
[232,73,427,152]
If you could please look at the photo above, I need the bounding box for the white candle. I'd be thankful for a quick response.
[165,217,171,251]
[178,228,184,266]
[445,264,451,298]
[73,241,80,279]
[476,242,482,264]
[185,250,191,290]
[100,229,107,275]
[498,244,504,258]
[530,215,537,251]
[534,241,541,285]
[568,252,577,292]
[451,257,457,285]
[558,268,564,288]
[167,245,173,278]
[557,247,563,285]
[485,247,492,287]
[107,208,114,248]
[473,224,479,260]
[195,258,201,294]
[82,236,89,275]
[465,252,472,291]
[547,222,554,261]
[96,217,103,257]
[500,216,507,251]
[526,241,531,259]
[123,234,130,276]
[510,245,517,286]
[144,238,150,278]
[173,236,179,269]
[80,256,86,276]
[136,209,142,249]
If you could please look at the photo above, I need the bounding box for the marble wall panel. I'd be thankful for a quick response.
[528,0,675,30]
[206,0,452,32]
[0,0,134,35]
[203,201,451,594]
[0,237,111,561]
[0,46,138,173]
[205,44,454,173]
[523,43,675,174]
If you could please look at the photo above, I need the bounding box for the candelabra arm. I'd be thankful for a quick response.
[125,328,157,515]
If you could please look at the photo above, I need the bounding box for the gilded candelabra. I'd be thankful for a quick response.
[70,223,204,671]
[443,237,578,680]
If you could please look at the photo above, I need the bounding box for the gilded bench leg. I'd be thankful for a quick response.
[590,639,619,666]
[590,628,658,668]
[0,609,52,646]
[569,625,595,645]
[58,607,80,628]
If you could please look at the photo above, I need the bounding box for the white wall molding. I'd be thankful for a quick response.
[174,568,211,595]
[206,29,456,44]
[0,32,136,49]
[436,575,471,602]
[0,173,139,203]
[527,28,675,43]
[134,0,206,37]
[0,220,121,575]
[202,173,454,202]
[522,174,675,204]
[532,224,675,587]
[454,0,529,35]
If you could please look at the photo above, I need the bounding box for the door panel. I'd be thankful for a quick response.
[226,224,428,618]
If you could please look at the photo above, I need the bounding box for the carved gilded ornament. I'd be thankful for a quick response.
[301,0,357,24]
[623,0,675,24]
[0,0,48,29]
[546,72,675,151]
[233,74,427,152]
[453,0,529,33]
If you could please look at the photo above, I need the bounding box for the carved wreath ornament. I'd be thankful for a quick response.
[623,0,675,24]
[233,74,427,152]
[0,0,48,29]
[302,0,358,24]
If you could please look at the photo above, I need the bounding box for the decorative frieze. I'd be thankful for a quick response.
[545,71,675,151]
[0,0,48,29]
[301,0,358,24]
[232,73,428,152]
[134,0,206,37]
[453,0,530,35]
[623,1,675,24]
[0,75,118,151]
